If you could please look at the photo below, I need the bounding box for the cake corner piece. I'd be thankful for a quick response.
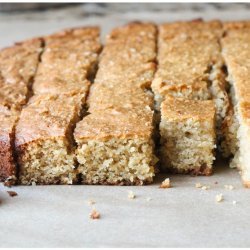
[74,109,157,185]
[159,97,216,175]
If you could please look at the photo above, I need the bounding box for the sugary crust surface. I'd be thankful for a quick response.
[105,21,156,64]
[33,27,101,95]
[95,62,156,90]
[15,93,84,147]
[74,108,154,141]
[0,38,43,110]
[221,27,250,104]
[0,38,42,183]
[95,22,156,89]
[161,97,215,122]
[107,22,156,42]
[88,84,154,112]
[153,20,223,98]
[223,21,250,31]
[160,19,222,39]
[152,78,210,100]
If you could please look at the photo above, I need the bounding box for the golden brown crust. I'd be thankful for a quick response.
[87,84,154,113]
[159,19,222,39]
[161,97,215,122]
[15,93,84,147]
[153,20,223,103]
[74,108,154,142]
[76,22,157,144]
[221,28,250,103]
[95,62,156,90]
[0,38,43,110]
[0,38,43,183]
[95,23,156,84]
[223,21,250,31]
[33,27,101,95]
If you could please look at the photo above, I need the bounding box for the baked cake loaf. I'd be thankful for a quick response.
[15,27,101,185]
[0,38,43,183]
[75,22,158,185]
[1,21,249,186]
[160,97,216,175]
[221,21,250,187]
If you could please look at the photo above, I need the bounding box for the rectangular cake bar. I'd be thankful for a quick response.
[160,97,216,175]
[221,21,250,187]
[152,20,229,128]
[154,20,226,175]
[74,108,157,185]
[15,27,101,185]
[0,38,43,183]
[75,22,158,185]
[15,93,83,185]
[33,27,101,95]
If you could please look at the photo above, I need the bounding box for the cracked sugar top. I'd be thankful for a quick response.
[161,97,215,122]
[74,108,154,141]
[0,38,42,109]
[33,27,101,95]
[153,20,223,93]
[222,22,250,102]
[15,93,83,146]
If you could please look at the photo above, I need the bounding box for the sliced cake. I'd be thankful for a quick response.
[0,38,43,183]
[160,97,216,175]
[74,108,157,185]
[221,21,250,187]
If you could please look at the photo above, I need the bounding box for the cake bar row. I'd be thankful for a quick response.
[221,22,250,187]
[16,27,102,185]
[75,23,158,185]
[0,20,249,186]
[153,20,229,175]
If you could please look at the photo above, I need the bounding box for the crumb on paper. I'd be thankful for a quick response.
[214,181,218,185]
[196,183,210,190]
[224,184,234,190]
[128,190,136,199]
[232,200,237,205]
[160,178,171,188]
[146,197,152,202]
[4,180,12,188]
[7,191,18,197]
[89,208,100,219]
[87,199,96,205]
[195,183,202,188]
[215,193,224,203]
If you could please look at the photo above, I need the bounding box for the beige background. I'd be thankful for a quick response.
[0,3,250,247]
